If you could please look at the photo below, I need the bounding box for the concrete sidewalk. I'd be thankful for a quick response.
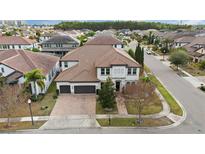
[0,116,49,123]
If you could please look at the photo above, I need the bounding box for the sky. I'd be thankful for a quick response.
[25,20,205,25]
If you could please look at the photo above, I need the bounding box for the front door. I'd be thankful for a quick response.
[115,81,121,91]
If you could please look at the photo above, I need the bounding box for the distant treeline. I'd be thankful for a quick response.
[54,21,192,31]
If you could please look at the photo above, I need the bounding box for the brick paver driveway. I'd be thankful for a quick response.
[51,94,96,116]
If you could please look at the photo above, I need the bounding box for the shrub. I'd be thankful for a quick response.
[199,60,205,70]
[200,86,205,92]
[152,45,158,51]
[53,94,58,99]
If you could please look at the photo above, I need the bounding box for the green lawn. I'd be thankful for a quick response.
[96,101,118,114]
[0,121,46,131]
[0,82,57,118]
[125,92,162,115]
[97,117,172,127]
[144,66,183,116]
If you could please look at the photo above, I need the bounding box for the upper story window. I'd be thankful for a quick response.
[1,67,4,73]
[133,68,137,75]
[3,45,7,49]
[106,68,110,75]
[12,45,15,49]
[101,68,110,75]
[44,44,51,48]
[56,44,63,47]
[101,68,105,75]
[64,62,68,68]
[19,45,21,49]
[128,68,137,75]
[128,68,132,75]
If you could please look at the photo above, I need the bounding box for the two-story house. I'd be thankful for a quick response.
[55,36,140,94]
[0,36,37,50]
[183,36,205,62]
[41,35,79,57]
[0,49,60,95]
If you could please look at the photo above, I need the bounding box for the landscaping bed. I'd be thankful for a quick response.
[125,92,162,115]
[144,66,183,116]
[0,121,46,131]
[97,117,173,127]
[96,101,118,114]
[0,82,57,118]
[181,63,205,76]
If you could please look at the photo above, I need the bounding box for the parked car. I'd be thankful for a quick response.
[146,50,152,55]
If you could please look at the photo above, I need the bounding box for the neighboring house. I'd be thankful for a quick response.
[55,36,141,94]
[0,49,60,95]
[184,36,205,62]
[174,36,195,48]
[85,35,124,48]
[39,32,57,43]
[41,35,79,56]
[0,36,37,50]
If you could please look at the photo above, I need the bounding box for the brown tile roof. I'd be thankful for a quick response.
[56,45,140,82]
[189,36,205,45]
[0,36,36,45]
[174,36,195,43]
[85,35,123,45]
[0,49,59,75]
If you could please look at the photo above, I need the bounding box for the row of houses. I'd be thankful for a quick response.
[174,36,205,62]
[0,33,80,57]
[0,35,140,95]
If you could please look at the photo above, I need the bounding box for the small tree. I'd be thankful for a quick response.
[134,44,144,68]
[135,43,141,63]
[140,47,144,67]
[98,77,116,109]
[25,69,46,99]
[169,50,189,70]
[124,77,155,124]
[0,84,26,127]
[127,49,135,59]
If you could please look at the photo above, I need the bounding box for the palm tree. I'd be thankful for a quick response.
[25,69,46,98]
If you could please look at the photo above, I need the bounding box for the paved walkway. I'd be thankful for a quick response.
[116,95,128,115]
[0,116,49,123]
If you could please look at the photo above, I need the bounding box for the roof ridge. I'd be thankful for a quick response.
[18,50,37,70]
[114,48,140,65]
[1,50,19,63]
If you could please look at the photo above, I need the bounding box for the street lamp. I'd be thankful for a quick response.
[28,99,34,126]
[163,50,166,61]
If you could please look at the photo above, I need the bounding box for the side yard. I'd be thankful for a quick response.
[144,65,183,116]
[0,82,57,118]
